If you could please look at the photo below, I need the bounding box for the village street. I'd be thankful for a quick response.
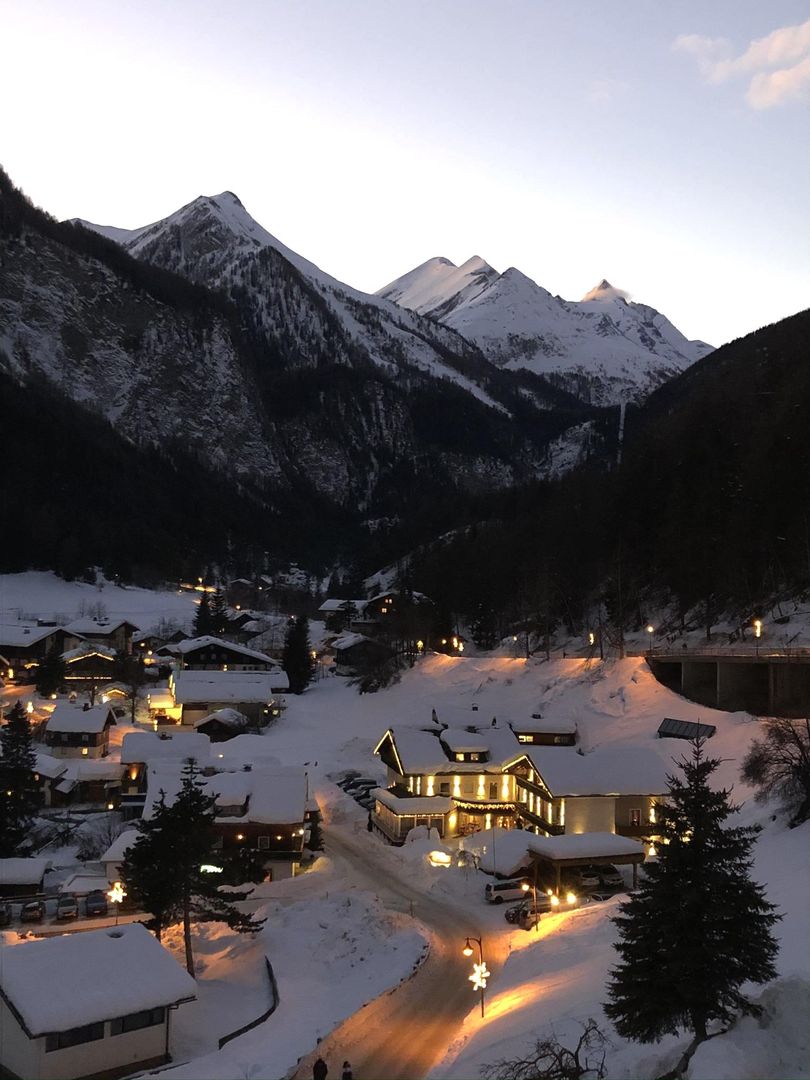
[289,822,513,1080]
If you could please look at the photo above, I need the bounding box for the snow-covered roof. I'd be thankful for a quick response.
[526,832,646,862]
[208,733,281,770]
[318,599,367,613]
[373,789,454,815]
[332,632,374,650]
[33,754,68,780]
[194,707,248,729]
[0,624,60,647]
[121,731,211,765]
[380,727,449,773]
[61,759,124,782]
[174,636,276,664]
[46,704,115,734]
[173,669,288,703]
[208,771,251,807]
[63,618,136,635]
[244,768,307,824]
[146,689,175,710]
[512,716,578,734]
[440,729,490,754]
[461,828,534,877]
[100,830,138,865]
[524,745,670,796]
[0,858,50,886]
[62,643,117,662]
[59,872,112,895]
[0,923,196,1035]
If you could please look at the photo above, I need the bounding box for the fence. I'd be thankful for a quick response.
[218,958,279,1049]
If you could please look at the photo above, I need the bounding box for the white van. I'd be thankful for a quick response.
[484,877,530,904]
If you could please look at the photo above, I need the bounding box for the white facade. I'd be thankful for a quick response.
[0,997,171,1080]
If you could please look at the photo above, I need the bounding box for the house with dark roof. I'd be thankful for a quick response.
[44,704,116,759]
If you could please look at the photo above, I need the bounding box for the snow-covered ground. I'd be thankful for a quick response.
[0,571,198,631]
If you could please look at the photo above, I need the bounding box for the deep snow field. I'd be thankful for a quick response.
[3,572,809,1079]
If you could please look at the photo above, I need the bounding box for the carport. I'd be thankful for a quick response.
[526,832,647,893]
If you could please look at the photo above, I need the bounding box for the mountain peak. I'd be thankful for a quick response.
[581,279,629,302]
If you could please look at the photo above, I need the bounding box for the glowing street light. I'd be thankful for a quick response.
[107,881,126,925]
[646,625,654,652]
[754,618,762,657]
[462,935,488,1017]
[588,631,595,647]
[25,701,34,715]
[522,880,540,931]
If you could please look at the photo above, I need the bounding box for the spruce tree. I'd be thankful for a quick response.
[121,791,182,941]
[282,616,315,694]
[209,586,229,637]
[35,644,66,696]
[193,590,213,636]
[0,702,41,856]
[605,741,779,1074]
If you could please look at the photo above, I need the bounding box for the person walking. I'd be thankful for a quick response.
[313,1057,328,1080]
[342,1062,353,1080]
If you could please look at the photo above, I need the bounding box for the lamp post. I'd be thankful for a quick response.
[754,619,762,657]
[522,880,539,931]
[646,625,654,653]
[462,935,489,1017]
[107,881,126,926]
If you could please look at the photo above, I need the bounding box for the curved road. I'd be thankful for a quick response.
[290,825,510,1080]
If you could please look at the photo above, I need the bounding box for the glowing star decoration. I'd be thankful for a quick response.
[469,961,490,991]
[107,881,126,905]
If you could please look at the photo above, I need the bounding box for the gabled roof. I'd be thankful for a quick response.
[173,669,288,701]
[0,858,50,886]
[62,643,117,662]
[519,745,670,797]
[120,730,211,765]
[194,707,248,729]
[63,618,138,635]
[0,624,62,647]
[318,598,367,613]
[46,704,116,734]
[376,724,520,775]
[174,636,276,664]
[0,923,196,1036]
[658,717,716,740]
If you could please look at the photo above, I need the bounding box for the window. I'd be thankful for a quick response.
[518,734,532,743]
[469,753,480,762]
[46,1021,105,1051]
[489,782,498,800]
[257,835,270,850]
[110,1007,165,1036]
[439,782,450,796]
[629,808,642,826]
[455,753,465,762]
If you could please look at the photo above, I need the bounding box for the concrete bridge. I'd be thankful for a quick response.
[648,649,810,717]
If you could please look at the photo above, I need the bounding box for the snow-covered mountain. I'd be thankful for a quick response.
[377,260,713,405]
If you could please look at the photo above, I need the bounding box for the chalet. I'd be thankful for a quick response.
[318,598,369,632]
[170,670,289,726]
[61,643,117,689]
[119,731,211,815]
[62,617,139,655]
[509,715,578,746]
[333,633,394,677]
[193,708,250,741]
[0,858,50,899]
[373,722,668,846]
[0,924,196,1080]
[142,763,309,879]
[50,759,124,808]
[44,703,116,759]
[0,624,67,673]
[173,635,281,673]
[505,746,669,839]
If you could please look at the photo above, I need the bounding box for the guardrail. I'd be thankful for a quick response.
[649,647,810,660]
[218,958,279,1048]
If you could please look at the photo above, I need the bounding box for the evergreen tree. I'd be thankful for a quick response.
[193,591,213,636]
[35,644,66,696]
[121,791,182,941]
[0,702,41,856]
[282,616,315,694]
[209,586,229,637]
[469,601,499,650]
[122,762,263,972]
[168,762,264,976]
[605,741,779,1075]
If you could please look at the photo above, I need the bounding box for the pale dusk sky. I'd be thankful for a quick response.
[1,0,808,345]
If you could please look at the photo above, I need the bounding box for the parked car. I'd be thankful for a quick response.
[579,864,624,890]
[485,877,531,904]
[56,894,79,920]
[85,890,109,917]
[562,867,601,892]
[504,894,554,924]
[587,891,614,904]
[0,901,11,926]
[20,899,45,922]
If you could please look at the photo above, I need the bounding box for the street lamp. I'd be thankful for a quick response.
[107,881,126,926]
[646,625,654,652]
[522,881,539,932]
[754,619,762,657]
[462,936,489,1017]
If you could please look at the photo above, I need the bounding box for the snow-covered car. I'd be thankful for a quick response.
[56,894,79,920]
[20,900,45,922]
